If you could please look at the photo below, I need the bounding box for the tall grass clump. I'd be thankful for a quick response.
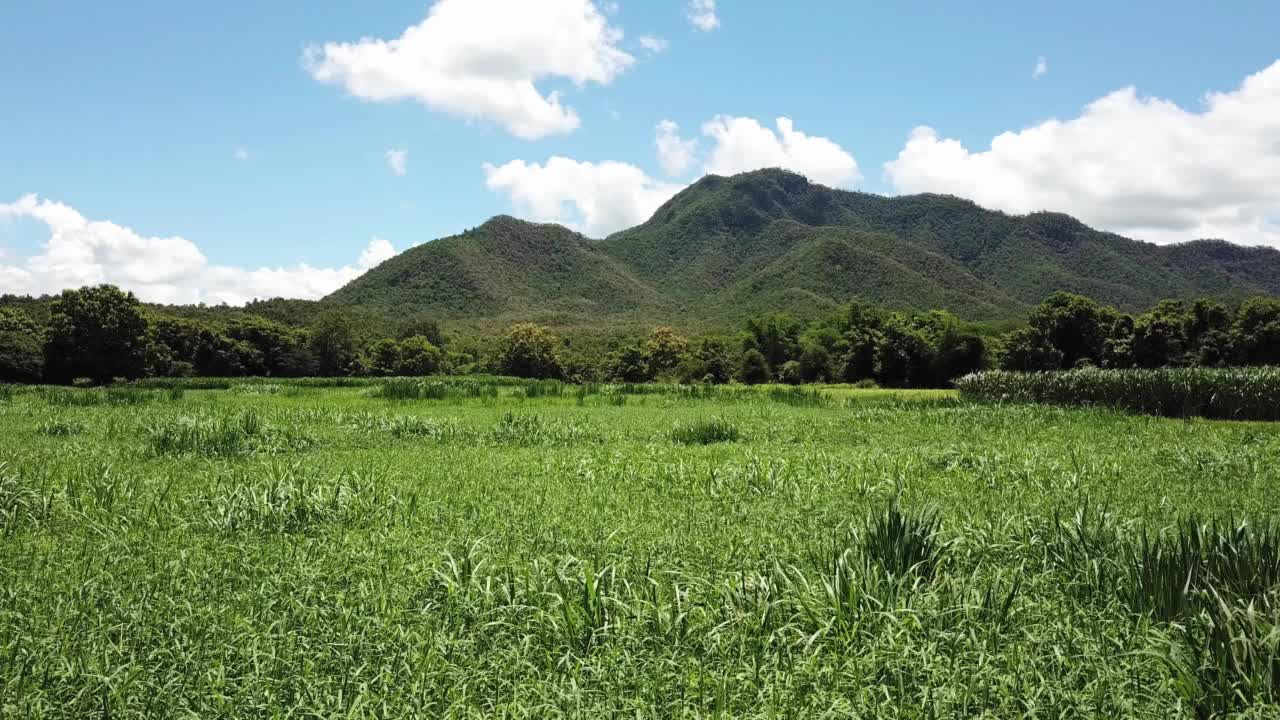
[145,410,313,458]
[36,418,86,437]
[862,501,947,581]
[670,418,741,445]
[201,463,411,533]
[957,367,1280,420]
[765,386,829,407]
[1128,517,1280,621]
[1164,591,1280,717]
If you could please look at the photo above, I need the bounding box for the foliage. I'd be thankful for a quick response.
[0,308,45,383]
[497,323,564,379]
[957,367,1280,420]
[44,285,149,383]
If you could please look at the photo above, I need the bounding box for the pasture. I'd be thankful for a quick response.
[2,378,1279,717]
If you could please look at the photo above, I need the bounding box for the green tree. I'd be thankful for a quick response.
[644,327,688,377]
[744,313,802,372]
[1233,297,1280,366]
[44,285,148,383]
[497,324,563,379]
[798,342,832,383]
[1027,292,1120,368]
[310,311,361,377]
[1131,300,1189,368]
[396,315,446,347]
[608,343,654,383]
[0,308,45,383]
[874,320,931,388]
[678,337,734,384]
[738,348,770,385]
[396,336,444,376]
[363,338,403,377]
[999,327,1065,371]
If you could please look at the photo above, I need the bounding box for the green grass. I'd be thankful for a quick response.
[2,377,1280,717]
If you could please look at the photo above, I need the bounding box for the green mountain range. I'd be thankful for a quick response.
[326,169,1280,330]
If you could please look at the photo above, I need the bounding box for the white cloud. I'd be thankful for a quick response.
[1033,56,1048,79]
[0,195,394,305]
[638,35,669,54]
[686,0,719,31]
[233,147,250,161]
[358,237,396,268]
[885,60,1280,247]
[304,0,633,140]
[486,115,861,235]
[483,157,684,236]
[654,119,698,176]
[385,148,408,176]
[701,116,861,187]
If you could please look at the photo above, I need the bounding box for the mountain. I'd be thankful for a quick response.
[324,169,1280,330]
[326,216,676,330]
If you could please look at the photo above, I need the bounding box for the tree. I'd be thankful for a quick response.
[1131,300,1189,368]
[310,311,360,376]
[497,323,563,379]
[1027,292,1120,368]
[363,338,403,377]
[678,337,733,384]
[44,285,148,383]
[0,308,44,383]
[999,327,1064,371]
[778,360,803,385]
[874,320,931,387]
[396,315,446,348]
[194,329,262,377]
[644,327,687,377]
[738,348,770,385]
[798,342,832,383]
[744,313,802,372]
[913,310,985,385]
[1233,297,1280,366]
[397,336,444,376]
[608,343,654,383]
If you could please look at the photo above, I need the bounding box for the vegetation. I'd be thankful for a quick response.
[318,169,1280,329]
[957,367,1280,420]
[2,379,1280,716]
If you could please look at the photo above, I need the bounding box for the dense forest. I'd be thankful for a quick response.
[2,284,1277,388]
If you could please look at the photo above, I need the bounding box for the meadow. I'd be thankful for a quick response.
[1,378,1279,718]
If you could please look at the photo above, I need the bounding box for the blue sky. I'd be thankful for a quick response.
[2,1,1279,304]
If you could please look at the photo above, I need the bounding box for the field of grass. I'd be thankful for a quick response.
[2,378,1279,717]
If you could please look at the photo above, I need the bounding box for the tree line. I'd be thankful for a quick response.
[1,285,1277,387]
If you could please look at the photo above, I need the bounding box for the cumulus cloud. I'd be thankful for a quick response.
[233,147,250,161]
[1033,57,1048,79]
[487,115,861,235]
[304,0,633,140]
[385,148,408,176]
[701,116,861,187]
[638,35,669,54]
[483,157,684,237]
[885,60,1280,247]
[686,0,719,31]
[654,119,698,176]
[0,195,394,305]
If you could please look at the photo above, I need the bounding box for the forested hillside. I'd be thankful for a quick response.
[323,169,1280,329]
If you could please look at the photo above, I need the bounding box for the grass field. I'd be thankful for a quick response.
[2,379,1279,717]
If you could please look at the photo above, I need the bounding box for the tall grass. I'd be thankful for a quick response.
[671,418,741,445]
[957,367,1280,420]
[144,410,314,457]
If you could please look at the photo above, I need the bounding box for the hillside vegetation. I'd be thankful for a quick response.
[324,169,1280,329]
